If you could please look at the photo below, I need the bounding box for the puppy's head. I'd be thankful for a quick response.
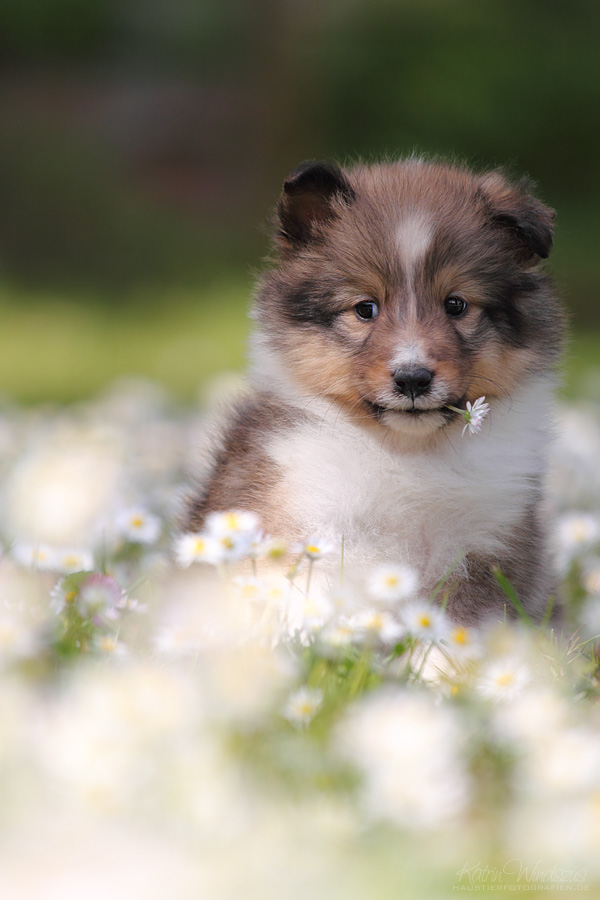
[254,159,564,438]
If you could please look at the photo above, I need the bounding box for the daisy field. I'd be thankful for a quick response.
[0,356,599,899]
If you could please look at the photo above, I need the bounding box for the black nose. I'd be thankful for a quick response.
[393,366,434,399]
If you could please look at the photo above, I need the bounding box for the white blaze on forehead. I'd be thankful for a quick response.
[391,341,428,370]
[396,212,434,277]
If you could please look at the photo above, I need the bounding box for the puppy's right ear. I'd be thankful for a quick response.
[276,161,354,250]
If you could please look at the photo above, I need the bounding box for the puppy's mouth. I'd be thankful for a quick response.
[364,399,461,426]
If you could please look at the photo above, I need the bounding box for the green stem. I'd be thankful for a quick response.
[492,568,533,625]
[446,404,468,420]
[348,650,372,697]
[413,639,436,681]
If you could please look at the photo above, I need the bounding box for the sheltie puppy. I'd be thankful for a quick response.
[186,158,565,624]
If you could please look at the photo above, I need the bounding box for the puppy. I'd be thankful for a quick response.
[187,158,565,624]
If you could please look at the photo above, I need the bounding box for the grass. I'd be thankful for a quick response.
[0,280,599,404]
[0,281,250,405]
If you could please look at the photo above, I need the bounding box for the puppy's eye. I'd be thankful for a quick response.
[354,300,379,320]
[444,295,467,318]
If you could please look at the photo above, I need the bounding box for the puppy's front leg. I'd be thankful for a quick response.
[443,547,557,627]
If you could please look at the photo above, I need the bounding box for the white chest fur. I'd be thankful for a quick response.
[266,378,554,581]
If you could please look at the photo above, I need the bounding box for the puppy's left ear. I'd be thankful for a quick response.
[479,171,555,261]
[276,161,355,250]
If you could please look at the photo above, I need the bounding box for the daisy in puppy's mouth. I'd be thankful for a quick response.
[364,399,460,425]
[364,396,490,435]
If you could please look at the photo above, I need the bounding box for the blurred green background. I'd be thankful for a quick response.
[0,0,598,403]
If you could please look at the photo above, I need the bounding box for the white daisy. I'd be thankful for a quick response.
[447,396,490,435]
[583,565,600,595]
[557,513,600,558]
[203,510,262,562]
[476,655,531,702]
[524,727,600,795]
[401,601,448,642]
[55,547,94,574]
[491,687,569,748]
[50,577,81,615]
[243,530,287,561]
[260,537,289,561]
[367,563,419,604]
[0,611,39,661]
[348,609,405,644]
[262,573,292,608]
[115,507,161,545]
[116,595,147,614]
[78,574,124,621]
[283,686,324,727]
[214,530,258,563]
[321,618,357,649]
[286,586,335,641]
[461,396,490,435]
[232,575,265,603]
[205,509,260,539]
[92,633,128,658]
[301,536,335,560]
[442,625,482,663]
[174,532,222,566]
[152,626,197,658]
[336,689,470,829]
[10,542,57,572]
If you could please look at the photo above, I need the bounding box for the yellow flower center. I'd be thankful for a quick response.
[496,672,515,687]
[131,516,144,528]
[584,571,600,593]
[223,513,241,530]
[418,614,431,628]
[193,539,206,554]
[384,575,399,588]
[62,556,80,568]
[571,522,591,542]
[99,637,117,653]
[451,627,470,646]
[65,590,78,605]
[266,542,287,560]
[305,598,322,617]
[221,537,234,550]
[305,545,320,555]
